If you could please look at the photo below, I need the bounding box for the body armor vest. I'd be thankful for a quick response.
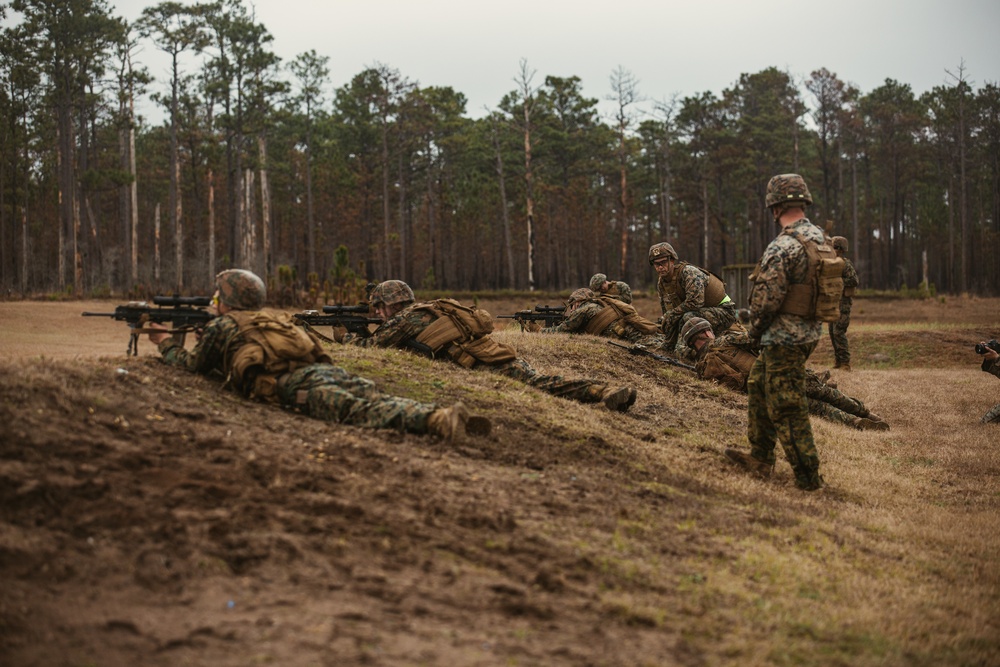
[661,262,728,309]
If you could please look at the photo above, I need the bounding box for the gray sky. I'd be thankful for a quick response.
[82,0,1000,121]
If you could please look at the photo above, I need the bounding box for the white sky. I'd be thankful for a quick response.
[24,0,1000,122]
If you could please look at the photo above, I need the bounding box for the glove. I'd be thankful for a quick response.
[332,325,348,343]
[524,320,543,333]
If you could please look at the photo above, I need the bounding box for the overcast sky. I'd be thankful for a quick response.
[48,0,1000,122]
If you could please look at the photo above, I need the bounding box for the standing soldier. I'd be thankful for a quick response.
[725,174,840,491]
[146,269,489,442]
[648,242,738,354]
[339,280,638,412]
[589,273,633,304]
[829,236,858,371]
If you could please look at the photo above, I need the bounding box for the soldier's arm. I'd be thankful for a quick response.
[543,306,587,333]
[675,266,708,313]
[844,259,859,289]
[347,311,419,349]
[747,248,789,337]
[158,316,232,375]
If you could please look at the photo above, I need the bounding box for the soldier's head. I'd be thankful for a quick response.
[589,273,608,292]
[369,280,415,318]
[765,173,812,221]
[680,317,714,350]
[648,242,678,278]
[215,269,266,312]
[567,287,596,311]
[832,236,848,254]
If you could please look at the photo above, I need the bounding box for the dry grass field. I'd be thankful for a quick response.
[0,295,998,666]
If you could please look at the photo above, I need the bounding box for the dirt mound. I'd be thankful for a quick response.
[0,354,752,666]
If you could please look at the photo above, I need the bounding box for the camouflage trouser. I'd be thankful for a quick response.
[488,357,607,404]
[747,342,822,489]
[805,371,868,418]
[664,303,739,358]
[982,404,1000,424]
[828,299,852,366]
[808,400,862,428]
[278,364,435,433]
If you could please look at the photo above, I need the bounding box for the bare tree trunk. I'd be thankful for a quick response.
[381,116,391,278]
[491,117,514,288]
[397,152,407,282]
[258,135,271,282]
[243,168,256,273]
[305,113,315,277]
[154,203,161,287]
[207,167,215,282]
[174,157,183,291]
[702,181,709,267]
[129,123,138,286]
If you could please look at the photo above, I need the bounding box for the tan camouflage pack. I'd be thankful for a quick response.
[413,299,517,368]
[583,297,659,336]
[225,310,332,401]
[775,229,845,323]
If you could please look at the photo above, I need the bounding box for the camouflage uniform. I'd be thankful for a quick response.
[694,327,884,430]
[347,301,620,406]
[656,263,737,355]
[589,273,633,304]
[829,253,858,368]
[981,357,1000,424]
[158,313,438,434]
[745,216,826,490]
[544,294,667,349]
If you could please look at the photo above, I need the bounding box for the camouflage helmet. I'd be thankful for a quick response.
[831,236,849,253]
[680,317,713,346]
[589,273,608,291]
[215,269,266,310]
[369,280,415,308]
[765,173,813,209]
[568,287,596,304]
[648,242,678,265]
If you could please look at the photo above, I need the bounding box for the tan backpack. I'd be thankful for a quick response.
[412,299,517,368]
[225,310,332,401]
[763,229,845,323]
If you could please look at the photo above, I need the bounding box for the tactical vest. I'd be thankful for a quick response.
[698,342,757,392]
[583,297,659,337]
[411,299,517,368]
[771,229,845,323]
[660,262,728,309]
[225,309,333,402]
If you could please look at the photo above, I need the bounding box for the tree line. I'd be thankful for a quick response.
[1,0,998,300]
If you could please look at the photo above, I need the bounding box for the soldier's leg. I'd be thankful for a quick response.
[699,303,739,333]
[831,305,852,367]
[746,354,778,466]
[805,373,867,416]
[981,404,1000,424]
[762,343,822,490]
[281,365,435,433]
[488,358,635,410]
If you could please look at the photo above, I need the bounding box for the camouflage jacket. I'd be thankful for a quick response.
[343,303,432,349]
[158,313,239,376]
[657,264,713,318]
[982,357,1000,379]
[599,281,633,304]
[544,299,663,346]
[748,217,825,347]
[842,257,859,301]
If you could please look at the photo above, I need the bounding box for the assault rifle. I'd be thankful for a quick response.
[497,305,566,331]
[607,340,696,371]
[82,295,215,356]
[292,304,383,340]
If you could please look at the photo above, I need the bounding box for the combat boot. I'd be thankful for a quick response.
[834,362,852,372]
[795,472,825,492]
[724,448,773,479]
[427,402,492,442]
[855,416,890,432]
[601,385,637,413]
